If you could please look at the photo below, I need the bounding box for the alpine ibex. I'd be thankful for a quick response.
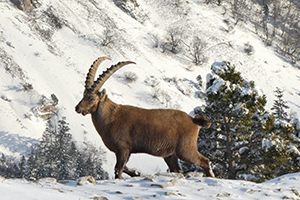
[75,57,215,179]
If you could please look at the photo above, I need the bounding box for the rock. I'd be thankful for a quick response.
[292,189,300,197]
[165,192,186,197]
[277,188,285,192]
[77,176,97,186]
[126,184,134,187]
[246,189,262,194]
[143,177,155,182]
[39,177,57,183]
[131,197,145,200]
[165,192,177,196]
[151,179,178,188]
[52,188,66,193]
[90,196,108,200]
[58,180,72,184]
[9,0,41,11]
[216,192,232,197]
[185,172,204,178]
[154,172,185,179]
[282,196,295,200]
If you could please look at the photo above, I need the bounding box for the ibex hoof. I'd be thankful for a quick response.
[208,161,215,178]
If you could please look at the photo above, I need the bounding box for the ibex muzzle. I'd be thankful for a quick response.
[75,56,215,179]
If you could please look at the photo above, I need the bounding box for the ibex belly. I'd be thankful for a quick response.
[129,117,180,157]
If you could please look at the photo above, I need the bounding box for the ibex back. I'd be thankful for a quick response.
[75,57,215,179]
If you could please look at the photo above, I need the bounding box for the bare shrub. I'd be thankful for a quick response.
[223,19,233,33]
[204,0,213,4]
[144,76,160,87]
[151,87,161,100]
[162,27,184,54]
[123,72,138,83]
[151,87,172,107]
[43,8,64,30]
[244,42,254,55]
[35,27,53,41]
[22,83,33,91]
[101,27,117,47]
[172,0,182,7]
[160,90,171,107]
[196,75,203,87]
[189,36,207,65]
[150,34,160,48]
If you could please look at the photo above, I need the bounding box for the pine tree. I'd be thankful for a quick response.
[271,87,290,122]
[17,156,26,178]
[55,118,72,180]
[25,117,108,181]
[37,118,72,180]
[75,152,86,178]
[189,61,300,182]
[80,140,108,180]
[0,153,6,176]
[26,148,37,180]
[258,115,300,181]
[193,61,267,180]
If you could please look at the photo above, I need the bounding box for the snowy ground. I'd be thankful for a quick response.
[1,172,300,200]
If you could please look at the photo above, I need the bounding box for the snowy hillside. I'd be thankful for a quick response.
[0,0,299,179]
[1,172,300,200]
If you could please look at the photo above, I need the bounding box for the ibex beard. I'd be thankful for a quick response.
[75,56,215,179]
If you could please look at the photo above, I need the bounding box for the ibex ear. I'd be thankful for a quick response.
[100,89,106,97]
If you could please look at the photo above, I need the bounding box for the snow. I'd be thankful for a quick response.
[0,0,300,197]
[1,173,300,199]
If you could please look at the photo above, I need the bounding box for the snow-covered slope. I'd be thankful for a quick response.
[1,172,300,200]
[0,0,299,178]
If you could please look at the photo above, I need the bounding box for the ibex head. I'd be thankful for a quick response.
[75,57,135,116]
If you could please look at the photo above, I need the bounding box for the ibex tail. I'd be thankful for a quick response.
[192,116,211,129]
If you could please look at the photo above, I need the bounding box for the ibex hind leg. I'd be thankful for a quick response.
[123,166,141,177]
[179,151,215,178]
[164,154,181,173]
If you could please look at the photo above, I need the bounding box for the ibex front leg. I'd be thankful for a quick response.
[114,150,132,179]
[164,154,181,173]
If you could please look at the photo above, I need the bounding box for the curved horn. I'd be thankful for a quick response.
[91,61,136,93]
[85,57,111,90]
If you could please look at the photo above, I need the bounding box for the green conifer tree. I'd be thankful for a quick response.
[189,61,300,182]
[194,61,267,180]
[17,156,26,178]
[271,87,290,122]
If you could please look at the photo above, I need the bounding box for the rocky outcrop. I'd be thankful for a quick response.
[10,0,41,12]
